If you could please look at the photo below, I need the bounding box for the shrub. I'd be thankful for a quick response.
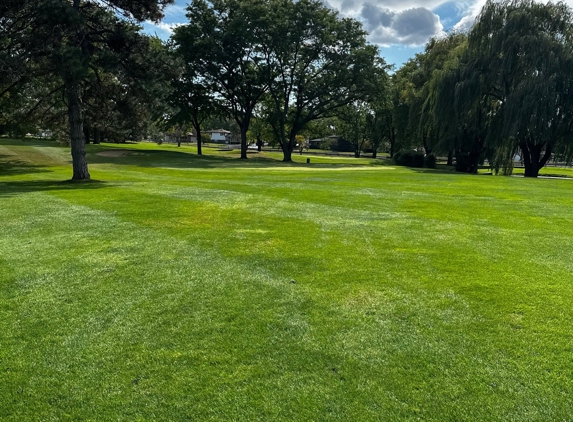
[424,153,437,168]
[319,138,333,150]
[330,137,354,153]
[393,151,408,166]
[412,152,425,168]
[394,150,425,168]
[455,152,471,172]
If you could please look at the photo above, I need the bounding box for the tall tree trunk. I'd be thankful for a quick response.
[83,125,90,144]
[523,161,540,178]
[389,127,396,158]
[196,129,202,156]
[282,146,293,162]
[93,127,101,144]
[281,134,295,162]
[467,137,484,174]
[257,136,262,152]
[447,150,454,166]
[240,126,248,159]
[521,139,551,178]
[65,82,90,181]
[372,149,377,159]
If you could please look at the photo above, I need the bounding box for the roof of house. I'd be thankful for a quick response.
[205,129,232,134]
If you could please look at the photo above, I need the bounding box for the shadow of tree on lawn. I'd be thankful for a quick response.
[0,179,108,198]
[0,155,52,177]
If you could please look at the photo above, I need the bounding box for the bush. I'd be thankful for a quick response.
[319,138,333,151]
[424,153,437,168]
[455,152,471,172]
[412,152,425,167]
[330,137,355,153]
[393,150,425,168]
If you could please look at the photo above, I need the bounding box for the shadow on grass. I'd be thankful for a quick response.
[88,148,319,169]
[0,156,52,177]
[0,179,107,197]
[407,165,495,176]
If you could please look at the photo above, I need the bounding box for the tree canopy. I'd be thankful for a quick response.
[1,0,174,180]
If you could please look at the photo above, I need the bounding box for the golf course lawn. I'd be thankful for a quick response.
[1,138,572,421]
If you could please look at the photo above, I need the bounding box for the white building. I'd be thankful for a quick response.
[205,129,238,144]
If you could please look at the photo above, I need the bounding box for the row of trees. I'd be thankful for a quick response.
[2,0,573,178]
[169,0,390,162]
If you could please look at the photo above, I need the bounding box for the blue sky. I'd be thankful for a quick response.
[142,0,488,69]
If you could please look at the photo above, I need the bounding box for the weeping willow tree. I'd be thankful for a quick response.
[396,33,470,161]
[465,0,573,177]
[418,33,471,166]
[431,33,504,174]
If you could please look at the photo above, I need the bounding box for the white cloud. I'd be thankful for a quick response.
[155,0,573,48]
[454,0,573,32]
[360,5,445,46]
[331,0,448,13]
[328,1,455,46]
[163,4,187,18]
[453,0,487,32]
[145,21,183,35]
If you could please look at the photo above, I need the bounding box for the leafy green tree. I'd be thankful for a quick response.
[173,0,269,160]
[80,37,175,145]
[378,79,403,158]
[247,116,274,151]
[392,60,425,154]
[458,0,573,177]
[2,0,173,180]
[337,103,369,158]
[259,0,381,161]
[364,68,391,159]
[166,49,221,156]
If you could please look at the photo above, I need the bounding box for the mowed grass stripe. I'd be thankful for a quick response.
[1,138,573,420]
[0,192,323,420]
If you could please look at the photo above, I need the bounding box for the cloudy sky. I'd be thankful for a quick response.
[141,0,565,69]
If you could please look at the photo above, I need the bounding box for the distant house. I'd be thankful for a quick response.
[308,138,324,149]
[309,135,338,149]
[164,132,196,144]
[205,129,239,144]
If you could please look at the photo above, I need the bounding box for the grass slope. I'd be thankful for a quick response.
[1,138,572,421]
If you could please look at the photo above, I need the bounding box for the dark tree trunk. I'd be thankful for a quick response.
[468,137,483,174]
[66,82,90,181]
[83,125,90,144]
[281,135,294,162]
[93,128,100,144]
[196,130,202,155]
[283,147,293,162]
[354,149,360,158]
[257,137,262,152]
[240,126,248,159]
[447,150,454,166]
[523,161,540,177]
[521,139,551,178]
[386,119,396,158]
[372,150,377,159]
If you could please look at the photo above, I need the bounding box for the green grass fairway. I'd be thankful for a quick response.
[1,138,572,421]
